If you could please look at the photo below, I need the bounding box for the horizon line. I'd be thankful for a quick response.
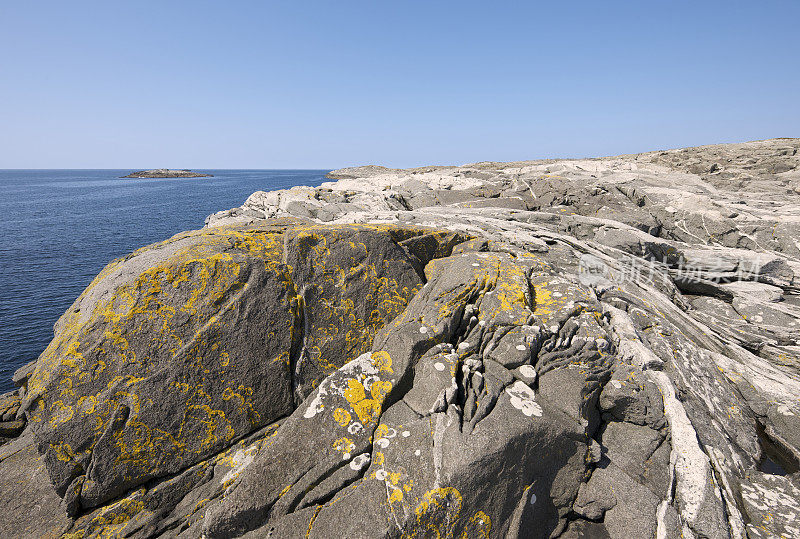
[0,168,336,171]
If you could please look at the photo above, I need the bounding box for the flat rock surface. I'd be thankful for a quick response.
[5,139,800,538]
[0,432,72,538]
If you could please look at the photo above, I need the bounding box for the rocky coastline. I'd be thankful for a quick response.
[2,139,799,537]
[121,169,213,178]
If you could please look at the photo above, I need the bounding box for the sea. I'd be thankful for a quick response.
[0,170,329,392]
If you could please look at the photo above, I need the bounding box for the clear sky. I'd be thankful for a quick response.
[1,1,798,169]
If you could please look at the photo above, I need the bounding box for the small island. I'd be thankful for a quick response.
[121,169,213,178]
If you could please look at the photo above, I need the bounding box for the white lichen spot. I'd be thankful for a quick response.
[519,365,536,379]
[478,320,487,327]
[402,430,411,437]
[419,326,428,334]
[611,380,622,389]
[549,325,559,333]
[458,342,471,350]
[777,404,795,416]
[377,437,390,448]
[516,344,527,351]
[552,292,562,297]
[348,421,364,434]
[375,470,388,481]
[303,386,327,418]
[472,263,480,267]
[414,449,421,456]
[343,452,351,460]
[506,380,543,417]
[434,362,446,372]
[349,453,371,471]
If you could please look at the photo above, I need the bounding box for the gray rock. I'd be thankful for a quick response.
[740,470,800,538]
[573,462,661,537]
[282,224,433,399]
[12,359,36,389]
[0,433,72,538]
[599,368,665,428]
[0,391,22,425]
[7,139,800,537]
[598,421,668,496]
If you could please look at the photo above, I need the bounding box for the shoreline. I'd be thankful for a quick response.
[3,138,800,538]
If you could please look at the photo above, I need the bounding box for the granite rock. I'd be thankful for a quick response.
[5,139,800,538]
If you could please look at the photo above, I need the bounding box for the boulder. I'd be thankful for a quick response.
[23,225,299,511]
[20,223,453,517]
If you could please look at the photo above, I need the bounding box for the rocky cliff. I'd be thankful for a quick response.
[2,139,799,538]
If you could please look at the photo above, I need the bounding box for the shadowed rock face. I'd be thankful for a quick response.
[3,139,800,538]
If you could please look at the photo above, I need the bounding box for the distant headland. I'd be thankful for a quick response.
[121,169,213,178]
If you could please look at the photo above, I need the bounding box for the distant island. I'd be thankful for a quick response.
[121,169,213,178]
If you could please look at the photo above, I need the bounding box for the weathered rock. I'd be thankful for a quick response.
[573,462,662,537]
[8,139,800,538]
[0,419,25,437]
[19,223,450,518]
[740,470,800,538]
[201,250,604,538]
[23,225,300,511]
[0,391,25,443]
[0,432,72,537]
[282,224,449,399]
[0,391,21,420]
[12,359,36,388]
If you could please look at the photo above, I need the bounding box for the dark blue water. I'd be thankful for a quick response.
[0,170,329,392]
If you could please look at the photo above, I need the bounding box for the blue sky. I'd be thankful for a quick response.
[1,1,798,169]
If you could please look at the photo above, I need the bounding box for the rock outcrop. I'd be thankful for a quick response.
[122,169,212,178]
[2,139,800,538]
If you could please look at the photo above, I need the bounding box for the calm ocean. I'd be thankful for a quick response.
[0,170,329,392]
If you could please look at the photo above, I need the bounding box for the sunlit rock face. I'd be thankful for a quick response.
[3,139,800,538]
[22,225,301,512]
[18,223,446,515]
